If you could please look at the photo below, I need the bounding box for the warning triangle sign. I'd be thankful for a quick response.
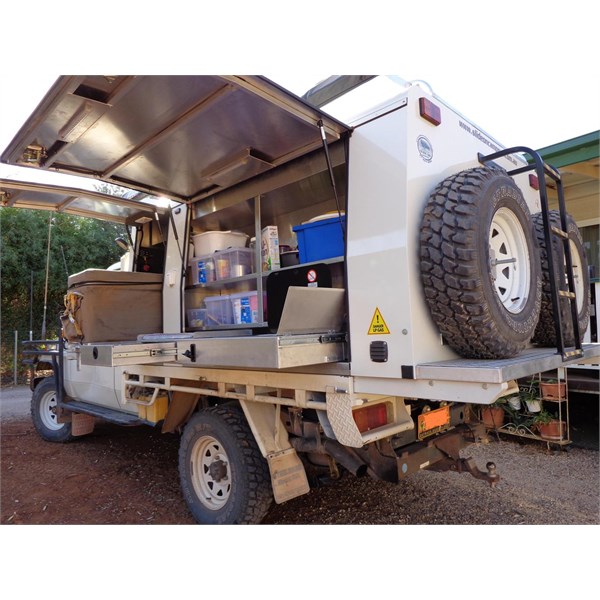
[368,308,390,335]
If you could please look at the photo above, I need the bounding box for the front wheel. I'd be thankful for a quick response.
[31,377,73,442]
[178,405,273,524]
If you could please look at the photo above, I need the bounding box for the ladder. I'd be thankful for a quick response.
[479,147,583,361]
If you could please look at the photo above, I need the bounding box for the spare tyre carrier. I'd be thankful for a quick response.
[478,147,584,361]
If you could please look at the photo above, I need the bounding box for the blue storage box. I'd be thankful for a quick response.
[293,215,346,263]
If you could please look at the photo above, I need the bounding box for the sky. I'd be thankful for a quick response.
[1,1,598,193]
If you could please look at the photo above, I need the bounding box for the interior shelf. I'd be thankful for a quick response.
[185,256,344,290]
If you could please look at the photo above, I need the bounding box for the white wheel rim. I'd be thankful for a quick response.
[39,389,63,431]
[489,207,531,314]
[569,238,585,314]
[190,435,231,511]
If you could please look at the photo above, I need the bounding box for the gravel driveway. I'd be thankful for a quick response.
[1,384,598,526]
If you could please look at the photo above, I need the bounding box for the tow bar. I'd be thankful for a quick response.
[392,424,500,487]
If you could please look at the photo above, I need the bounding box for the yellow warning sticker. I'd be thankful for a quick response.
[368,308,390,335]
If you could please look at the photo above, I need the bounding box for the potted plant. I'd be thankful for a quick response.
[481,398,506,429]
[506,392,522,410]
[516,384,541,413]
[540,378,567,401]
[533,409,567,440]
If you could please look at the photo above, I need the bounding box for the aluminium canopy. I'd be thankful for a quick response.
[1,76,350,204]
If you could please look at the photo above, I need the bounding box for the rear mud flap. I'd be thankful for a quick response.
[267,448,310,504]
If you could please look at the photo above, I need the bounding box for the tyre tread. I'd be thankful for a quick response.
[420,166,540,359]
[179,404,272,524]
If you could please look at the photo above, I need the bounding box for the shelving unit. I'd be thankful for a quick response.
[482,367,571,450]
[183,146,348,333]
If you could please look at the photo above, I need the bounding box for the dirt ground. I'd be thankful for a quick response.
[2,402,599,526]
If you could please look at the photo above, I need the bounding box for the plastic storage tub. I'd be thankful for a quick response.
[192,231,248,256]
[186,308,207,328]
[205,295,233,326]
[214,248,254,280]
[190,255,216,285]
[230,291,265,324]
[293,215,346,263]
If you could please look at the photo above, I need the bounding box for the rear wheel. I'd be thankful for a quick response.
[531,210,590,346]
[420,166,542,359]
[31,377,73,442]
[179,405,273,524]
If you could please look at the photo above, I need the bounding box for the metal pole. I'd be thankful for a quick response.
[60,245,69,279]
[41,214,53,340]
[14,330,18,385]
[29,271,34,340]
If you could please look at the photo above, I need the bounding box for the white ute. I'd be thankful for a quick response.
[2,75,598,524]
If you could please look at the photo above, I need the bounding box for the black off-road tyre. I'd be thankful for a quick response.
[179,404,273,524]
[31,377,73,443]
[531,210,590,347]
[420,166,542,359]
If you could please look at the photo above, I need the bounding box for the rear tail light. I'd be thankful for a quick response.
[353,403,389,433]
[529,174,540,190]
[419,97,442,126]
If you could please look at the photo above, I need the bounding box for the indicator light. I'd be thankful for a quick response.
[353,403,388,433]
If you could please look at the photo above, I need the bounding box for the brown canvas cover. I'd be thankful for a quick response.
[63,269,163,343]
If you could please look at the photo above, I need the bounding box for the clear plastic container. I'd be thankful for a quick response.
[186,308,207,328]
[190,255,216,285]
[204,295,233,326]
[213,248,254,280]
[230,291,260,324]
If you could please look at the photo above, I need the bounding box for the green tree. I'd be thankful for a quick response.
[0,203,126,381]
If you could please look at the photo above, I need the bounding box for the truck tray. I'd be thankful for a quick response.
[415,344,600,384]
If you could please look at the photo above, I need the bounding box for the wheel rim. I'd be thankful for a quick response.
[39,389,63,431]
[489,207,531,314]
[190,435,232,511]
[569,238,585,314]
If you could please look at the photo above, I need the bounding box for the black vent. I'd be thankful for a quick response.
[401,365,414,379]
[73,84,111,104]
[370,341,388,362]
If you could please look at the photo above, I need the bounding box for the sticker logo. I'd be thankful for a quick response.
[307,269,317,283]
[368,308,391,335]
[417,135,433,163]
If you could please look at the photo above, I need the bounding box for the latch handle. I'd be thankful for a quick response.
[182,344,196,362]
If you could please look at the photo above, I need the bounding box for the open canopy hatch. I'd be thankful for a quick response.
[0,178,165,224]
[1,76,350,203]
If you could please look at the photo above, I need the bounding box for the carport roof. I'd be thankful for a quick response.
[537,130,599,168]
[536,130,599,224]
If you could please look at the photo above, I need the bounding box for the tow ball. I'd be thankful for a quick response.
[453,458,499,487]
[428,425,501,487]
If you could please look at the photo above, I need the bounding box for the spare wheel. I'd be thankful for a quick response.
[420,165,542,359]
[531,210,590,347]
